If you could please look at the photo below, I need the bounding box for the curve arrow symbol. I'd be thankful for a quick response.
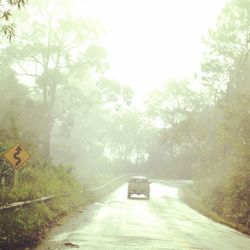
[13,146,22,167]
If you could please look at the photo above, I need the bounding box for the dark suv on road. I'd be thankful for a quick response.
[127,176,151,199]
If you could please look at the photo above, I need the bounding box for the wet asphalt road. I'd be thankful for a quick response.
[36,181,250,250]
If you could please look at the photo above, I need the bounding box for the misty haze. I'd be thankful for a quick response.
[0,0,249,249]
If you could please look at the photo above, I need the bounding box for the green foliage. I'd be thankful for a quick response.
[0,162,81,203]
[0,2,110,157]
[182,185,250,235]
[144,0,250,233]
[0,161,84,248]
[173,0,250,234]
[223,165,250,227]
[0,0,28,41]
[1,0,249,244]
[183,173,250,235]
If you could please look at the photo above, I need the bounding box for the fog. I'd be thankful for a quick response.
[0,0,240,180]
[1,1,250,247]
[0,0,249,196]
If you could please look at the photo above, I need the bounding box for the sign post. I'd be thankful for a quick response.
[2,143,31,187]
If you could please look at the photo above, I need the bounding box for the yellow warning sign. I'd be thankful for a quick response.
[3,143,31,170]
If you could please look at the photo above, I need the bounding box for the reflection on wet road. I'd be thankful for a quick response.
[36,181,250,250]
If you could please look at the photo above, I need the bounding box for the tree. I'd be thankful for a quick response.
[144,78,211,177]
[201,0,250,97]
[146,78,203,127]
[2,2,107,157]
[186,0,250,229]
[52,78,136,169]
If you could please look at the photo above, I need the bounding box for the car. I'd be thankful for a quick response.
[127,176,151,200]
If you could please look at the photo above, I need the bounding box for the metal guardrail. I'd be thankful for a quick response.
[0,196,55,211]
[0,175,130,211]
[87,174,129,191]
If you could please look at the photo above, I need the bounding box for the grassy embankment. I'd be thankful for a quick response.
[0,161,86,249]
[182,170,250,236]
[0,160,126,249]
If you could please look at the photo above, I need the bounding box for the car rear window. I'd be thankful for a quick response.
[131,178,148,183]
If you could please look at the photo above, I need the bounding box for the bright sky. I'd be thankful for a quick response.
[76,0,227,104]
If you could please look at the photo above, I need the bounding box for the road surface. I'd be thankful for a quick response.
[36,181,250,250]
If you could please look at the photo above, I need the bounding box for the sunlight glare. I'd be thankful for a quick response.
[76,0,227,105]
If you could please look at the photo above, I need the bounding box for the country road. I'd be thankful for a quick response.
[36,181,250,250]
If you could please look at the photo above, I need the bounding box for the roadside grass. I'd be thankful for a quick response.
[181,186,250,236]
[0,162,127,249]
[0,162,86,249]
[0,196,86,249]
